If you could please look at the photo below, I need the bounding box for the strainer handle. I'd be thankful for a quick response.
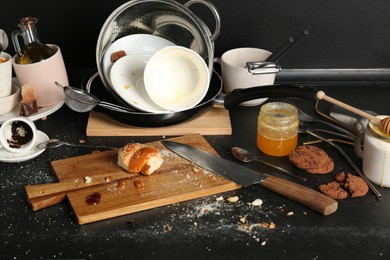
[184,0,221,42]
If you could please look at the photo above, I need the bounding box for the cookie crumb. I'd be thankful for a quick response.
[84,176,92,184]
[227,196,239,203]
[118,180,125,190]
[215,196,224,202]
[251,199,263,206]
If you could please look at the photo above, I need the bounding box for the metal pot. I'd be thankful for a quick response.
[84,70,319,127]
[95,0,220,107]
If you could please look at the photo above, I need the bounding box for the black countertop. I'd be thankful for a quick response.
[1,71,390,259]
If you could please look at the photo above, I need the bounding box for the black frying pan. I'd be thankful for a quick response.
[82,70,318,127]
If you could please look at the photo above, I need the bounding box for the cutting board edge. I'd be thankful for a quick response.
[75,183,241,224]
[86,110,232,137]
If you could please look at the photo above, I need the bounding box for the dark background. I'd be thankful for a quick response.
[2,0,390,77]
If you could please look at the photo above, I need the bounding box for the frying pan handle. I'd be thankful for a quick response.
[223,84,319,109]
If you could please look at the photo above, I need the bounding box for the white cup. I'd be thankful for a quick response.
[215,48,278,106]
[0,116,37,153]
[354,115,390,188]
[12,44,67,107]
[0,52,12,98]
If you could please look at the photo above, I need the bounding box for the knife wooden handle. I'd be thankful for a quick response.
[261,175,338,216]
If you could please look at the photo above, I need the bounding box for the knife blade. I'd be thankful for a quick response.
[162,141,337,216]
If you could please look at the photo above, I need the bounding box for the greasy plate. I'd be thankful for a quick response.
[110,55,167,113]
[102,34,176,86]
[144,46,210,112]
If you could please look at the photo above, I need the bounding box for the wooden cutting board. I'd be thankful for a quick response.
[27,134,240,224]
[86,108,232,136]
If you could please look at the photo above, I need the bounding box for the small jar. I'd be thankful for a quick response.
[257,102,298,156]
[362,116,390,187]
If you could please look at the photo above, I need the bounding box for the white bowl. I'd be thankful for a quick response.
[144,46,210,112]
[110,55,167,113]
[0,83,20,115]
[102,34,176,86]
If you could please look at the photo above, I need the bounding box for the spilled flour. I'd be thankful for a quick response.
[108,194,306,247]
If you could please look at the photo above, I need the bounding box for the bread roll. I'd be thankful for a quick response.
[118,143,163,175]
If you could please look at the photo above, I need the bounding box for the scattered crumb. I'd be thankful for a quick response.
[105,176,113,183]
[251,199,263,206]
[134,180,144,189]
[84,176,92,184]
[261,222,276,229]
[193,167,200,173]
[215,196,224,202]
[286,212,294,216]
[118,181,125,190]
[261,241,267,246]
[227,196,239,203]
[41,116,47,121]
[239,216,247,223]
[79,139,86,144]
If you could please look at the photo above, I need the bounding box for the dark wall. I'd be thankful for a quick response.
[2,0,390,71]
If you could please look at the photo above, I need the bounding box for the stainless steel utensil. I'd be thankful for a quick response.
[231,146,307,182]
[329,105,376,134]
[55,82,136,113]
[298,127,381,199]
[298,123,354,141]
[162,140,338,216]
[284,98,355,137]
[0,29,9,53]
[37,139,118,150]
[246,29,309,73]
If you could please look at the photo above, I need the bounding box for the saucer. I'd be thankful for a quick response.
[0,79,64,123]
[0,130,48,163]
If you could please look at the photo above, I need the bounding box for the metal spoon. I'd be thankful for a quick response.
[0,29,9,53]
[231,147,307,182]
[37,139,118,150]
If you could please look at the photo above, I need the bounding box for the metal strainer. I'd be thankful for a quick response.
[55,82,135,113]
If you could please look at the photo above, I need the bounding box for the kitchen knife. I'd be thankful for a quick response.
[162,141,338,216]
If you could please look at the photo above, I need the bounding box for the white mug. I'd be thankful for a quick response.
[0,116,37,153]
[0,52,12,98]
[12,44,67,107]
[215,48,278,106]
[355,115,390,188]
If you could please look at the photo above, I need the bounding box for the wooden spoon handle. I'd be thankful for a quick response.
[316,91,381,124]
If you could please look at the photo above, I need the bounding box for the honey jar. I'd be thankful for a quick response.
[361,116,390,187]
[257,102,298,156]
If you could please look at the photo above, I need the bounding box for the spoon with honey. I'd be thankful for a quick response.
[316,91,390,135]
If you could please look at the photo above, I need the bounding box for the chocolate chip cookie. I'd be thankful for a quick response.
[289,145,334,174]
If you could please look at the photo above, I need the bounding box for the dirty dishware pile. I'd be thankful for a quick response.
[93,0,221,112]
